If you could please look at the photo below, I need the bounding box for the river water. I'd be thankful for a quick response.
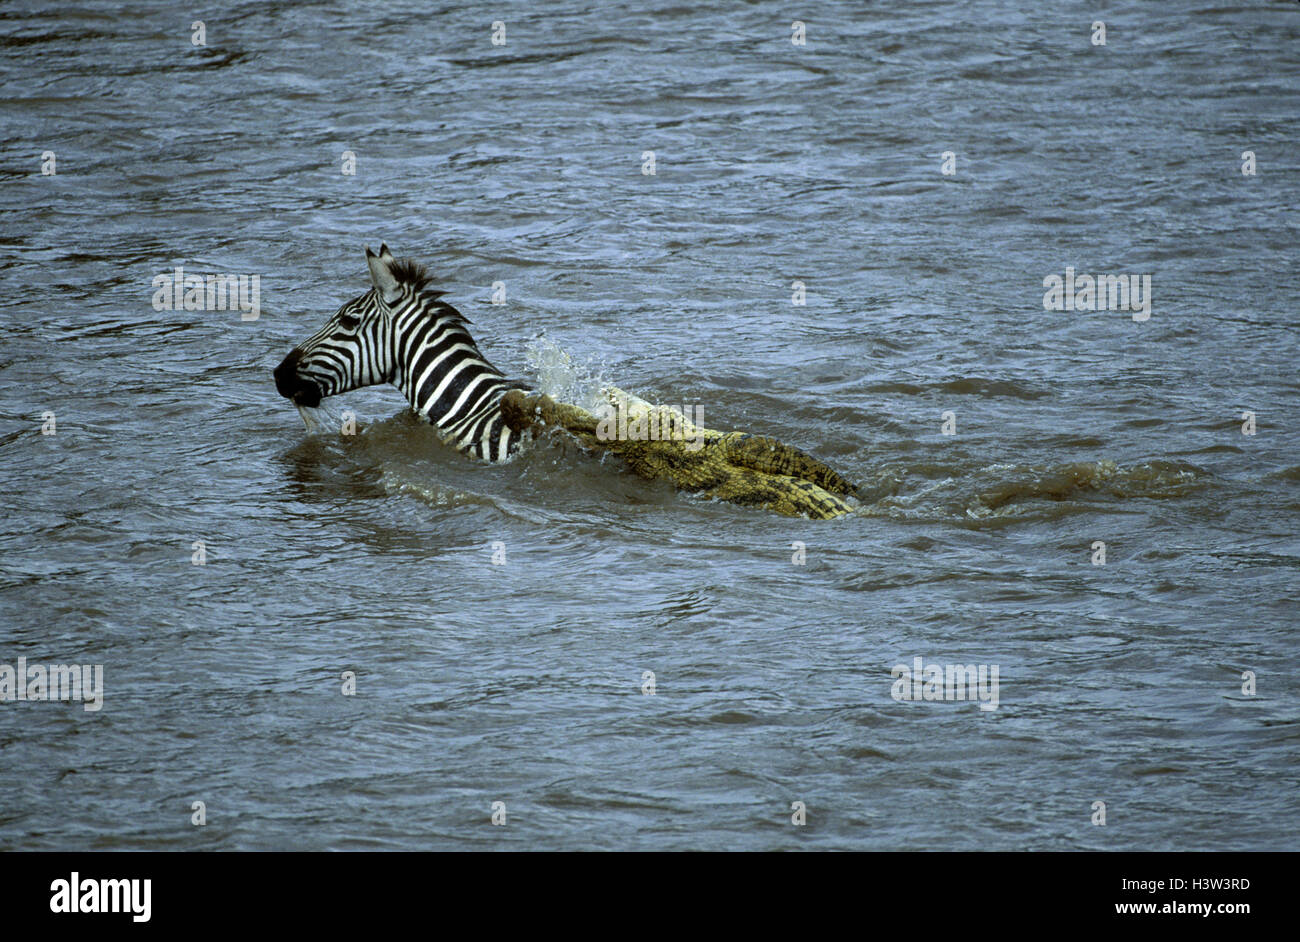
[1,1,1297,850]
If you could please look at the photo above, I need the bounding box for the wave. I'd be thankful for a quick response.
[859,459,1207,524]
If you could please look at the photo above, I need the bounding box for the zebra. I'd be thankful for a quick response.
[273,244,531,461]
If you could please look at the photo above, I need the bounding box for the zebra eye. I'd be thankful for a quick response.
[338,314,361,330]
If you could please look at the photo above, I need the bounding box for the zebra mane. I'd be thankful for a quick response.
[389,257,433,292]
[388,255,472,323]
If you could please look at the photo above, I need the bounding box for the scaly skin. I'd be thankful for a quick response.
[500,387,857,520]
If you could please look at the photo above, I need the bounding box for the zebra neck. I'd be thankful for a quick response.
[393,315,509,432]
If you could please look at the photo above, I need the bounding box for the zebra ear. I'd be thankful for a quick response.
[379,243,395,261]
[365,245,402,304]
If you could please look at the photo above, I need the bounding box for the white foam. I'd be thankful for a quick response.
[524,336,607,413]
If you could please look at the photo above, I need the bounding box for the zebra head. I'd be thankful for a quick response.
[276,245,525,460]
[274,244,412,408]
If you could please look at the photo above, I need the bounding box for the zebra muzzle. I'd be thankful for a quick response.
[274,350,323,407]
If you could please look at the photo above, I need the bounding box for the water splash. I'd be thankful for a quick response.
[524,335,608,413]
[295,399,356,435]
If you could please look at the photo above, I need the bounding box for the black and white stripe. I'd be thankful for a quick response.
[274,244,527,461]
